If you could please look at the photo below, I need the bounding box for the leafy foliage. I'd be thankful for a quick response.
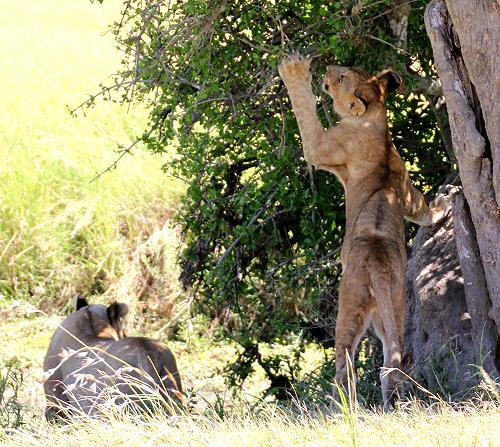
[94,0,451,403]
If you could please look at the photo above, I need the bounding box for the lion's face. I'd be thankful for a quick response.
[322,66,401,118]
[322,66,370,117]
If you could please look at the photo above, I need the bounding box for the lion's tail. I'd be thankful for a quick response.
[367,255,401,362]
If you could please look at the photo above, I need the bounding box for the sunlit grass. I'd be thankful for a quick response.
[0,0,183,308]
[1,304,499,446]
[1,399,499,447]
[1,2,499,446]
[2,310,498,447]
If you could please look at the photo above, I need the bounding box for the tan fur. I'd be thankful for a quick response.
[43,302,182,419]
[75,297,129,340]
[278,54,450,408]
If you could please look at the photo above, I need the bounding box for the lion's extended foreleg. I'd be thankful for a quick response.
[278,53,345,168]
[403,174,454,226]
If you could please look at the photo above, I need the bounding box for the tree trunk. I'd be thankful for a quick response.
[404,206,478,396]
[404,0,500,397]
[452,191,499,378]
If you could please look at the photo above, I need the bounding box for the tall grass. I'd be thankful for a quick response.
[1,399,499,447]
[1,328,498,446]
[0,366,24,430]
[0,0,182,309]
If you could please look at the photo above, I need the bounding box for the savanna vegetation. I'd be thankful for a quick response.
[0,0,182,313]
[81,0,499,403]
[1,1,499,446]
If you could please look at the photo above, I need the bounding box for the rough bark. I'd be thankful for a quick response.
[404,1,500,397]
[425,0,500,333]
[442,1,500,202]
[452,191,500,378]
[405,208,477,396]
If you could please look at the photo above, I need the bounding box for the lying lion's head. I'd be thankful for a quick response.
[76,297,129,340]
[322,66,401,118]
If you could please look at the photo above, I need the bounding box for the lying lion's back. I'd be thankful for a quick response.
[105,336,182,392]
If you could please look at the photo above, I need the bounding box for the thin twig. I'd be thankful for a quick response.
[366,33,412,55]
[68,80,135,116]
[90,124,157,183]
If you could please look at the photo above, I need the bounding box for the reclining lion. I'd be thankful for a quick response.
[278,53,451,408]
[43,298,182,419]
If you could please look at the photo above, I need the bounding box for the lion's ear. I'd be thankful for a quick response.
[107,302,129,322]
[351,84,372,116]
[87,308,118,340]
[75,295,89,310]
[107,302,129,339]
[376,69,402,96]
[348,96,367,116]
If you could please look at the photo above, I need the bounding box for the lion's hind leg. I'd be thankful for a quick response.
[369,265,406,410]
[333,265,376,403]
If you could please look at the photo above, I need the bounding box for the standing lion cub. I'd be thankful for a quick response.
[278,53,450,408]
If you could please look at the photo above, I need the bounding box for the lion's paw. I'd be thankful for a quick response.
[430,185,459,224]
[278,52,312,85]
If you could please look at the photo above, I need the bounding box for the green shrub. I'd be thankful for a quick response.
[91,0,452,403]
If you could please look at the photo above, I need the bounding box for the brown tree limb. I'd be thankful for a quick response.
[443,0,500,202]
[453,190,500,376]
[389,0,411,50]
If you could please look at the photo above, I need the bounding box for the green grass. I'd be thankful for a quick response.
[0,0,182,309]
[1,390,499,447]
[1,311,499,447]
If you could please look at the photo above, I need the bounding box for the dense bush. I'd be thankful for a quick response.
[93,0,452,404]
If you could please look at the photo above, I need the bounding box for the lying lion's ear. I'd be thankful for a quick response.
[87,308,118,340]
[107,302,129,323]
[376,69,402,96]
[75,295,89,310]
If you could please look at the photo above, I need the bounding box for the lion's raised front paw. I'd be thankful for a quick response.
[430,185,459,224]
[278,52,312,86]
